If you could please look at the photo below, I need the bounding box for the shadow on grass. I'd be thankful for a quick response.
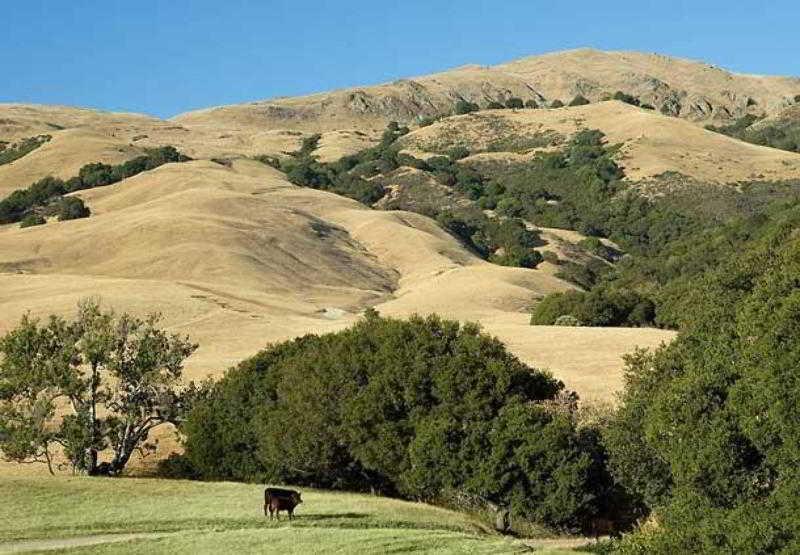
[292,513,369,521]
[8,512,465,541]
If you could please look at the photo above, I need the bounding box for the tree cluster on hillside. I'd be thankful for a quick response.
[0,146,189,226]
[405,128,700,284]
[259,127,401,205]
[707,114,800,153]
[475,130,626,235]
[455,98,537,115]
[530,287,654,327]
[0,135,51,166]
[256,124,545,269]
[602,205,800,552]
[530,185,800,328]
[568,95,590,107]
[0,300,197,476]
[179,312,627,532]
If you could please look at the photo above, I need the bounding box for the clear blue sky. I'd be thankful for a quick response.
[4,0,799,118]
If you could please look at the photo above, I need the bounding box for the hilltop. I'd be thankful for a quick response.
[173,48,800,132]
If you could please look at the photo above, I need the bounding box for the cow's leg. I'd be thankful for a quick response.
[288,508,294,521]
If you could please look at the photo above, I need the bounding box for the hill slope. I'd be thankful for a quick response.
[398,101,800,182]
[0,159,672,401]
[0,128,145,197]
[172,48,800,133]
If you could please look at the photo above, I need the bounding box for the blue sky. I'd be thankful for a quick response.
[3,0,799,118]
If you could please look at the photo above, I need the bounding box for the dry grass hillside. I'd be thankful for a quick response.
[0,129,144,197]
[757,104,800,127]
[0,159,673,403]
[398,101,800,183]
[0,103,378,188]
[172,48,800,133]
[498,49,800,120]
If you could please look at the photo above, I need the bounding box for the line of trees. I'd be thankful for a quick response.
[0,146,189,225]
[0,135,51,166]
[707,114,800,153]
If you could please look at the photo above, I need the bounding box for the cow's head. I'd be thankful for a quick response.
[293,492,303,504]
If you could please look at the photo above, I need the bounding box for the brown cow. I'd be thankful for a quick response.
[264,487,302,520]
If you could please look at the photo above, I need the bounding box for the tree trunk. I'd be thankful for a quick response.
[86,362,99,476]
[108,425,149,476]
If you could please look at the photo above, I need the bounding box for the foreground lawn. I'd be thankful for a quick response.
[0,477,590,553]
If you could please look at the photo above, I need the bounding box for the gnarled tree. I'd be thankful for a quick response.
[0,300,196,475]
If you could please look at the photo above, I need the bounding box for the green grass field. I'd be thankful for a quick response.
[0,477,593,553]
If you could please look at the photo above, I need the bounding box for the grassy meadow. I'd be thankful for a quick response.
[0,476,592,554]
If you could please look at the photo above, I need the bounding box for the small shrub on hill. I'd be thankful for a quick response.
[417,115,441,127]
[57,197,90,221]
[446,146,470,161]
[569,95,590,107]
[454,100,479,115]
[612,91,640,106]
[542,250,560,265]
[252,154,282,169]
[578,237,619,261]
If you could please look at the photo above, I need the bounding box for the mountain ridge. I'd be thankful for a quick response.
[171,48,800,132]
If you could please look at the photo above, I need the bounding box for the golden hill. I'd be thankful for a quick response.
[6,99,800,196]
[0,160,673,402]
[0,103,378,189]
[0,128,144,198]
[172,48,800,133]
[497,49,800,120]
[398,101,800,183]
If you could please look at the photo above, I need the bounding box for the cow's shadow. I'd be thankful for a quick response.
[292,512,369,521]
